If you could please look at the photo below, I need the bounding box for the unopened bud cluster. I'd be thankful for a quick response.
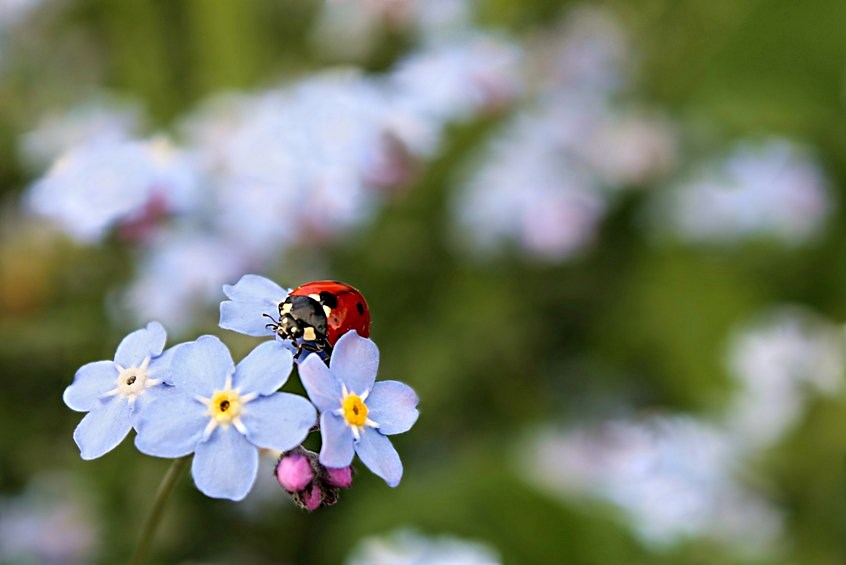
[275,446,353,511]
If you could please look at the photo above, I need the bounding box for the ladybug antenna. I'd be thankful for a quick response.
[263,312,279,332]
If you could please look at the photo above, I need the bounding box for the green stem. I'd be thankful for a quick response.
[130,456,191,565]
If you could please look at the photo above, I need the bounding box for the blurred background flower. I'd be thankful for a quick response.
[345,529,501,565]
[2,0,846,563]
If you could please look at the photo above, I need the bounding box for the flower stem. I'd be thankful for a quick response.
[130,455,191,565]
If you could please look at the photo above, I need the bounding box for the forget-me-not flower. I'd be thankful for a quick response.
[134,336,316,501]
[298,331,419,487]
[218,274,290,339]
[63,321,174,460]
[25,138,198,244]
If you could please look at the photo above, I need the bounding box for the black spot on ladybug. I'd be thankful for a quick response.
[356,302,365,315]
[319,291,338,309]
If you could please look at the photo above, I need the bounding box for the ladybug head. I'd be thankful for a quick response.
[271,295,329,344]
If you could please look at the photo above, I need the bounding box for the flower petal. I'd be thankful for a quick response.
[223,274,288,302]
[130,382,170,417]
[329,331,379,394]
[133,387,207,458]
[73,397,132,460]
[366,380,419,435]
[299,353,343,413]
[318,412,355,468]
[192,426,259,501]
[170,336,234,397]
[355,430,403,487]
[147,342,188,385]
[114,321,167,368]
[234,341,294,395]
[219,275,289,337]
[242,393,316,451]
[219,300,277,337]
[63,361,118,412]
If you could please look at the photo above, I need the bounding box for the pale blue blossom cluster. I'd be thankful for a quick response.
[723,306,844,450]
[454,7,676,261]
[63,275,419,503]
[523,305,846,552]
[454,6,834,262]
[20,2,832,331]
[22,28,519,329]
[649,139,832,246]
[26,138,199,244]
[526,415,783,551]
[346,529,502,565]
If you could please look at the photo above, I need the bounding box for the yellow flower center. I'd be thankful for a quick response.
[209,390,242,424]
[342,394,368,427]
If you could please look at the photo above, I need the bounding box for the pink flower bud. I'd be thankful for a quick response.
[276,453,315,492]
[302,485,323,511]
[324,465,353,489]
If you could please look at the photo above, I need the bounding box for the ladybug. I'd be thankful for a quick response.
[265,281,370,360]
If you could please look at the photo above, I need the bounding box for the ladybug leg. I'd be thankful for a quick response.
[292,340,319,359]
[300,342,321,354]
[292,341,303,360]
[293,340,332,363]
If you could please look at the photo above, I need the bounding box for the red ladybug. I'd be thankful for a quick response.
[266,281,371,360]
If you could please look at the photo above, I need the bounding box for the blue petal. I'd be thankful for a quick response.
[242,393,316,451]
[329,331,379,395]
[219,275,289,337]
[147,343,188,385]
[170,336,234,398]
[114,321,167,368]
[133,387,207,457]
[366,381,419,435]
[130,382,169,418]
[63,361,118,412]
[234,341,293,395]
[219,300,277,337]
[355,429,403,487]
[73,397,132,460]
[318,412,355,468]
[191,426,259,501]
[223,274,288,302]
[299,353,343,413]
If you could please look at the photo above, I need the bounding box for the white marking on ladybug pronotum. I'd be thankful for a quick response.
[280,303,293,314]
[308,293,321,302]
[323,305,332,316]
[303,327,317,341]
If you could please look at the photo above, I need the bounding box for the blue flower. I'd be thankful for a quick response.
[63,321,174,460]
[134,336,316,501]
[298,331,419,487]
[219,274,289,339]
[24,138,198,244]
